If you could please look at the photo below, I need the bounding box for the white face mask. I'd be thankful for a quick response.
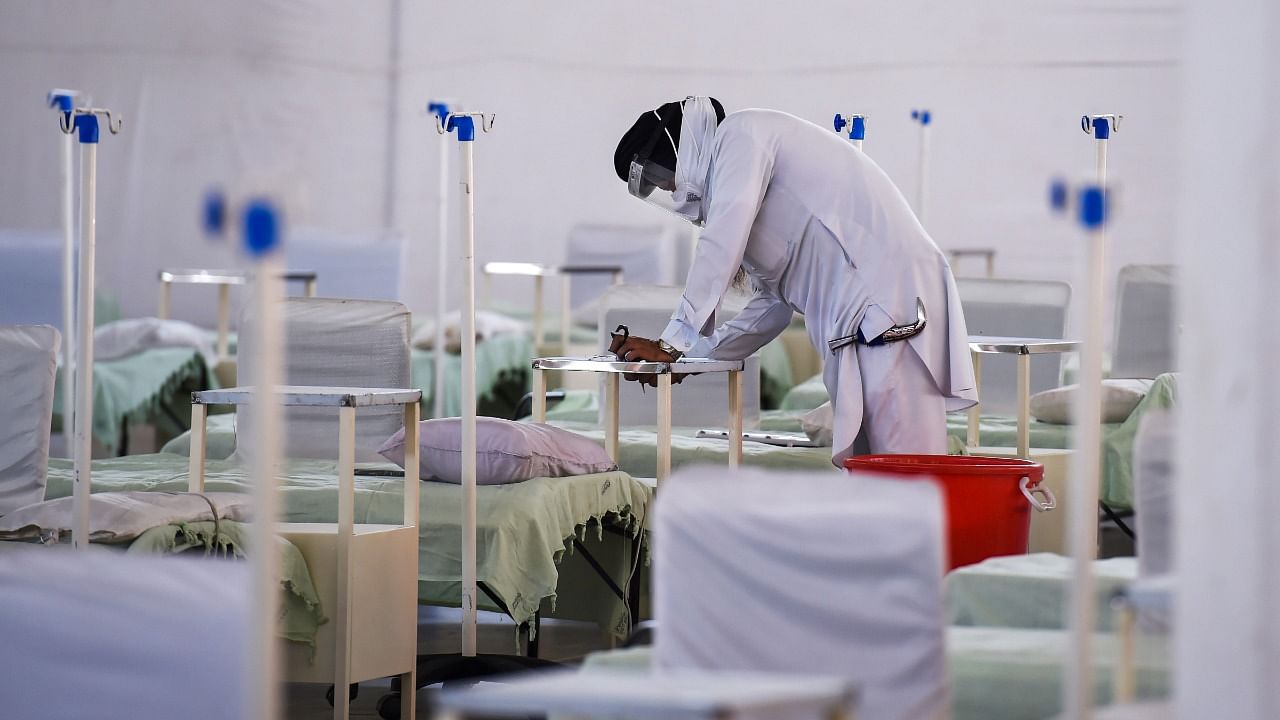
[671,97,719,226]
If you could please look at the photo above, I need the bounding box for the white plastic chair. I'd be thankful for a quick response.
[0,549,250,720]
[0,325,60,516]
[1112,265,1177,379]
[655,466,949,720]
[236,297,411,462]
[564,223,689,308]
[596,284,762,430]
[958,277,1072,416]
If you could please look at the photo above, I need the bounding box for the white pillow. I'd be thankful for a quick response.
[801,401,834,446]
[0,491,251,544]
[378,418,617,484]
[94,318,216,365]
[411,310,527,352]
[1029,379,1155,425]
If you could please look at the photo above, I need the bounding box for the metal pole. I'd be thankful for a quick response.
[59,124,76,455]
[71,130,97,550]
[243,201,284,720]
[49,91,79,458]
[432,102,451,420]
[912,110,932,224]
[1063,114,1116,720]
[457,119,479,657]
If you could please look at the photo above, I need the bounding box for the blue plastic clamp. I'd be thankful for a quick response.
[202,190,227,237]
[851,116,866,140]
[242,199,281,257]
[834,113,847,133]
[1091,116,1110,139]
[1079,186,1107,229]
[47,91,75,114]
[912,109,932,126]
[73,114,99,144]
[1049,179,1069,212]
[428,101,450,122]
[446,114,475,142]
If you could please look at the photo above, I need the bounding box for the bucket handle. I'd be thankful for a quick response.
[1020,476,1057,512]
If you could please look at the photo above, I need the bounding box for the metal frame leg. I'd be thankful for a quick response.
[657,374,672,485]
[159,280,171,319]
[605,373,620,462]
[1017,353,1031,459]
[728,370,742,467]
[334,405,356,720]
[187,403,207,492]
[532,275,545,349]
[559,276,571,356]
[532,369,547,422]
[967,350,982,448]
[216,283,231,361]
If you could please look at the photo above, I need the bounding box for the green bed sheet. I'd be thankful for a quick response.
[43,455,650,637]
[51,347,215,454]
[411,333,535,420]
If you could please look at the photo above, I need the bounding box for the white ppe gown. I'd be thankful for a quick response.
[660,109,977,462]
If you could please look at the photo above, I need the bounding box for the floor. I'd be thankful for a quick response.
[284,606,606,719]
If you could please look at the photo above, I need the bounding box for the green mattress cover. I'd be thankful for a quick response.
[43,455,650,637]
[52,347,214,454]
[410,333,534,419]
[127,519,327,647]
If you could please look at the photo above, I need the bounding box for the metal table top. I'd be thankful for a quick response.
[436,668,856,720]
[532,356,745,375]
[159,268,317,284]
[483,262,623,277]
[968,336,1080,355]
[194,385,421,407]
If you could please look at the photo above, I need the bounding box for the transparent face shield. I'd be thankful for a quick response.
[626,111,703,224]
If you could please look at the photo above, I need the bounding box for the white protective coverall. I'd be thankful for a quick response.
[659,108,977,463]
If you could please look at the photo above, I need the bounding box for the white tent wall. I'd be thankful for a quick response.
[0,1,398,327]
[397,0,1180,321]
[1174,0,1280,716]
[2,2,1179,332]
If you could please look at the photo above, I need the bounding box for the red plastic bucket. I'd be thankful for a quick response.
[843,454,1055,570]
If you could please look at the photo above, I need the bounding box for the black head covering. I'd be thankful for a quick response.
[613,98,726,182]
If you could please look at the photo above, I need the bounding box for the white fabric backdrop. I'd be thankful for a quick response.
[1,1,1178,337]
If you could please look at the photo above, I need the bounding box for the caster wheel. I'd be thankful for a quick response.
[325,683,359,707]
[375,692,402,720]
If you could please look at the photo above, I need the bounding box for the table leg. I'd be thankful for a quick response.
[657,374,672,485]
[560,276,571,356]
[533,275,545,350]
[187,402,207,493]
[1113,602,1137,704]
[605,373,620,462]
[967,351,982,448]
[216,283,231,360]
[532,369,547,422]
[403,403,420,527]
[334,405,356,720]
[1017,353,1031,459]
[728,370,742,468]
[304,278,317,297]
[159,280,171,320]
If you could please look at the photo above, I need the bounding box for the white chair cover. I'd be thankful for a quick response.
[1134,409,1176,577]
[564,223,689,308]
[237,297,410,462]
[0,549,249,720]
[597,284,762,429]
[0,325,60,516]
[958,277,1071,416]
[0,230,66,332]
[655,467,950,720]
[284,226,403,302]
[1112,265,1177,379]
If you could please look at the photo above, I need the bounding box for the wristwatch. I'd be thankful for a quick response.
[656,339,684,361]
